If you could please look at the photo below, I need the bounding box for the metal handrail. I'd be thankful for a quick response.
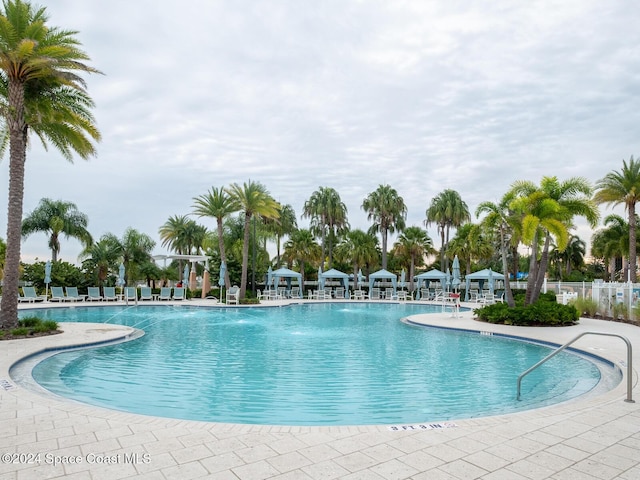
[517,331,635,403]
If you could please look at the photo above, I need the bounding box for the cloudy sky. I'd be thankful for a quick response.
[1,0,638,264]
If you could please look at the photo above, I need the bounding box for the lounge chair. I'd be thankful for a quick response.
[352,289,366,300]
[65,287,85,302]
[385,288,398,300]
[87,287,103,301]
[139,287,153,301]
[125,286,138,302]
[19,286,46,303]
[370,288,381,300]
[158,287,172,300]
[50,286,68,302]
[172,287,185,300]
[103,287,118,301]
[226,286,239,305]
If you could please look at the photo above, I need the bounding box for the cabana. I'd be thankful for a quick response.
[271,267,303,297]
[319,268,350,298]
[464,268,503,300]
[368,269,398,296]
[414,269,447,299]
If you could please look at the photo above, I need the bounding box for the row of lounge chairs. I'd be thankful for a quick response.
[18,286,187,303]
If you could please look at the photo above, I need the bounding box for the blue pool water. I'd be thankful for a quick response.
[23,304,613,426]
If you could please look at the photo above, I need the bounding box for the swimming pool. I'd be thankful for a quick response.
[19,303,617,426]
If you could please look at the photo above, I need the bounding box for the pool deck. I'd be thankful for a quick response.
[1,299,639,479]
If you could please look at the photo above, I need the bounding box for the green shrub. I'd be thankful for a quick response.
[10,327,30,336]
[475,299,579,326]
[18,317,41,328]
[612,302,630,321]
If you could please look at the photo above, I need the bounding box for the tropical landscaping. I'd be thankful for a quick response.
[1,1,640,333]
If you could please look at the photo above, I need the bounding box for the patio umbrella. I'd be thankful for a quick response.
[266,265,273,289]
[117,263,125,287]
[318,266,324,290]
[357,268,365,289]
[183,263,190,287]
[452,255,461,292]
[218,261,226,302]
[445,268,451,292]
[44,260,52,300]
[488,269,495,295]
[399,269,406,290]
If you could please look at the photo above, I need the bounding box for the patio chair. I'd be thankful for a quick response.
[139,287,153,301]
[226,286,239,305]
[385,288,398,300]
[50,286,68,302]
[334,287,345,299]
[65,286,85,302]
[87,287,103,301]
[172,287,185,300]
[19,286,46,303]
[125,286,138,302]
[158,287,172,300]
[103,287,118,301]
[370,288,381,300]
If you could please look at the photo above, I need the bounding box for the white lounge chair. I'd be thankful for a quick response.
[158,287,172,300]
[50,286,68,302]
[19,286,46,303]
[65,287,85,302]
[87,287,103,301]
[139,287,153,301]
[172,287,185,300]
[226,286,240,304]
[125,287,138,302]
[103,287,118,301]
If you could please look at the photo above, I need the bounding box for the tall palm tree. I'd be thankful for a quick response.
[119,228,156,285]
[591,214,632,281]
[192,187,240,289]
[335,229,379,288]
[0,0,101,328]
[227,180,280,299]
[21,198,92,262]
[393,226,434,292]
[446,223,494,275]
[264,203,297,267]
[510,176,599,304]
[362,184,407,270]
[425,189,470,271]
[476,191,521,307]
[302,187,349,269]
[594,156,640,282]
[282,229,321,287]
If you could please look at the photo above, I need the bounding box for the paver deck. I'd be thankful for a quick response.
[1,299,638,479]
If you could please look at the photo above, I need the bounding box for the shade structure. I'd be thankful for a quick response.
[452,255,461,291]
[368,269,397,295]
[464,268,504,300]
[271,267,303,297]
[413,269,447,299]
[319,268,349,297]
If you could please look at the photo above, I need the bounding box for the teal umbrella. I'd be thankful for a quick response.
[44,261,52,300]
[183,263,190,288]
[117,263,125,286]
[400,269,406,289]
[452,255,461,292]
[219,261,226,302]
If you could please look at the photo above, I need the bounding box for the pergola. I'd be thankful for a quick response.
[153,254,210,297]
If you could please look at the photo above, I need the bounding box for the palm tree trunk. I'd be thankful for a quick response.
[531,234,552,304]
[500,226,516,307]
[0,83,27,329]
[240,212,251,299]
[629,203,637,282]
[525,233,538,305]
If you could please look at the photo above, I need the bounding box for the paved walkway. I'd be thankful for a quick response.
[1,300,639,479]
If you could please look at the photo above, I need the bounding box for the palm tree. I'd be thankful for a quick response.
[0,0,101,328]
[425,189,470,271]
[21,198,92,262]
[476,191,521,307]
[594,156,640,282]
[119,228,156,285]
[192,187,240,289]
[362,184,407,270]
[446,223,494,275]
[510,176,599,304]
[591,214,632,281]
[264,203,297,267]
[80,234,121,286]
[282,229,321,287]
[302,187,349,269]
[227,180,280,299]
[393,226,434,292]
[335,229,379,288]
